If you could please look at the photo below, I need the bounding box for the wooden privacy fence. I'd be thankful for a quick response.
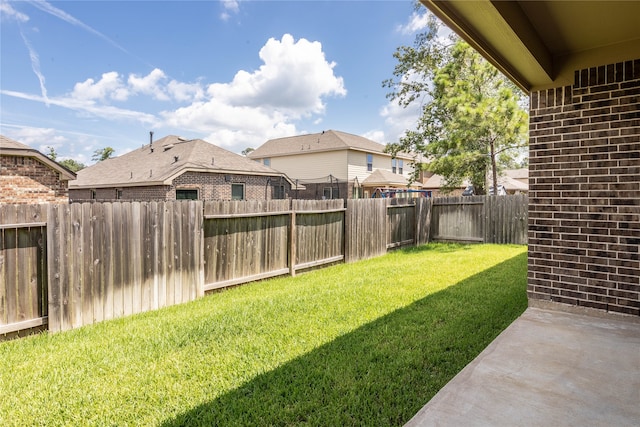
[1,195,526,335]
[430,195,528,244]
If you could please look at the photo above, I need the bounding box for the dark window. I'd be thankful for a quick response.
[367,153,373,172]
[273,184,285,199]
[231,183,245,200]
[392,158,397,174]
[176,189,198,200]
[264,158,271,167]
[399,159,404,175]
[323,187,340,199]
[116,189,123,199]
[91,189,97,200]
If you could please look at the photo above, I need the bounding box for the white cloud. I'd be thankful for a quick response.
[1,1,29,22]
[397,11,430,35]
[161,34,346,151]
[167,80,204,102]
[219,0,239,21]
[72,71,128,101]
[208,34,345,116]
[1,89,157,124]
[128,68,169,100]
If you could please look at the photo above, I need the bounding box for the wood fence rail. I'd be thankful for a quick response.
[1,195,527,336]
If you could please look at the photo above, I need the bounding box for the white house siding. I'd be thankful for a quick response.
[268,150,349,181]
[347,150,414,183]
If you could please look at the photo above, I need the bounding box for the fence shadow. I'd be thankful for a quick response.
[161,253,527,427]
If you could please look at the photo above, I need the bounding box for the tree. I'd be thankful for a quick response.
[241,147,255,156]
[384,13,528,194]
[45,146,86,172]
[92,147,115,162]
[58,158,85,172]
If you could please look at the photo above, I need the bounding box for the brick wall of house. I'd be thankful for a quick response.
[0,155,69,204]
[528,59,640,316]
[69,172,292,201]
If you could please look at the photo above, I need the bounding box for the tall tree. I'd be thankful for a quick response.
[384,13,528,194]
[92,147,115,162]
[45,146,85,172]
[241,147,255,156]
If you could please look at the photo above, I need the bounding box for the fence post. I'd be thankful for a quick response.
[289,211,296,277]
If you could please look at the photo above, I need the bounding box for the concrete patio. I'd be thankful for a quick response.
[405,307,640,427]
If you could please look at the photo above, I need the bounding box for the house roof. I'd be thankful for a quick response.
[361,169,421,188]
[422,1,640,91]
[503,168,528,180]
[0,134,76,180]
[248,130,413,160]
[422,174,470,190]
[498,175,528,192]
[70,135,291,189]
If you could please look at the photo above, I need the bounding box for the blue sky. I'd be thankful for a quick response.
[1,0,430,165]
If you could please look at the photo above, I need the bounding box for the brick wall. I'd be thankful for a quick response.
[69,172,292,201]
[0,155,69,204]
[528,59,640,316]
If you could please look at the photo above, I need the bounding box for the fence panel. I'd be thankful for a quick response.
[203,200,290,290]
[431,195,528,244]
[293,199,345,271]
[415,198,432,245]
[47,201,202,332]
[345,199,387,262]
[0,204,48,335]
[387,200,416,249]
[484,194,528,244]
[431,196,485,242]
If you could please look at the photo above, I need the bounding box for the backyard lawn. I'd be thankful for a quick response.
[0,243,528,426]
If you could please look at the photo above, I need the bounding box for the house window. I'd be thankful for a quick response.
[323,187,339,199]
[176,189,198,200]
[398,159,404,174]
[367,153,373,172]
[263,158,271,167]
[392,158,397,174]
[272,184,285,199]
[116,189,123,200]
[231,183,245,200]
[91,189,97,200]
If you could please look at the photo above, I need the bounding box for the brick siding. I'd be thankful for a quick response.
[0,155,69,204]
[69,171,292,202]
[528,59,640,316]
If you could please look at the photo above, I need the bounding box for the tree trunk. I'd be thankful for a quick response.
[490,138,498,195]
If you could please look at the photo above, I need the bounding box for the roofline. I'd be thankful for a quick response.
[250,146,414,160]
[70,167,294,189]
[1,147,77,180]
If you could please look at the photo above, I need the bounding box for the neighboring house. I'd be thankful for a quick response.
[421,169,528,196]
[69,135,293,202]
[248,130,421,199]
[0,135,76,204]
[499,168,528,194]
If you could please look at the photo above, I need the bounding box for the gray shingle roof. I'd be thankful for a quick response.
[70,135,289,188]
[248,130,413,159]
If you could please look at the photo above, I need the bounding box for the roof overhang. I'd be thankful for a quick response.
[69,167,295,189]
[1,147,77,180]
[422,0,640,92]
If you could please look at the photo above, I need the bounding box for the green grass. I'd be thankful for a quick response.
[0,243,528,426]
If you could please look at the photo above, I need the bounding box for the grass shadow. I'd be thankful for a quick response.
[161,252,528,426]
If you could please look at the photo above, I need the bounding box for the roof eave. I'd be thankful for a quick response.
[1,148,77,180]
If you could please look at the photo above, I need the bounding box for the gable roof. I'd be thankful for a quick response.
[0,135,77,180]
[70,135,291,189]
[361,169,421,188]
[248,130,413,160]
